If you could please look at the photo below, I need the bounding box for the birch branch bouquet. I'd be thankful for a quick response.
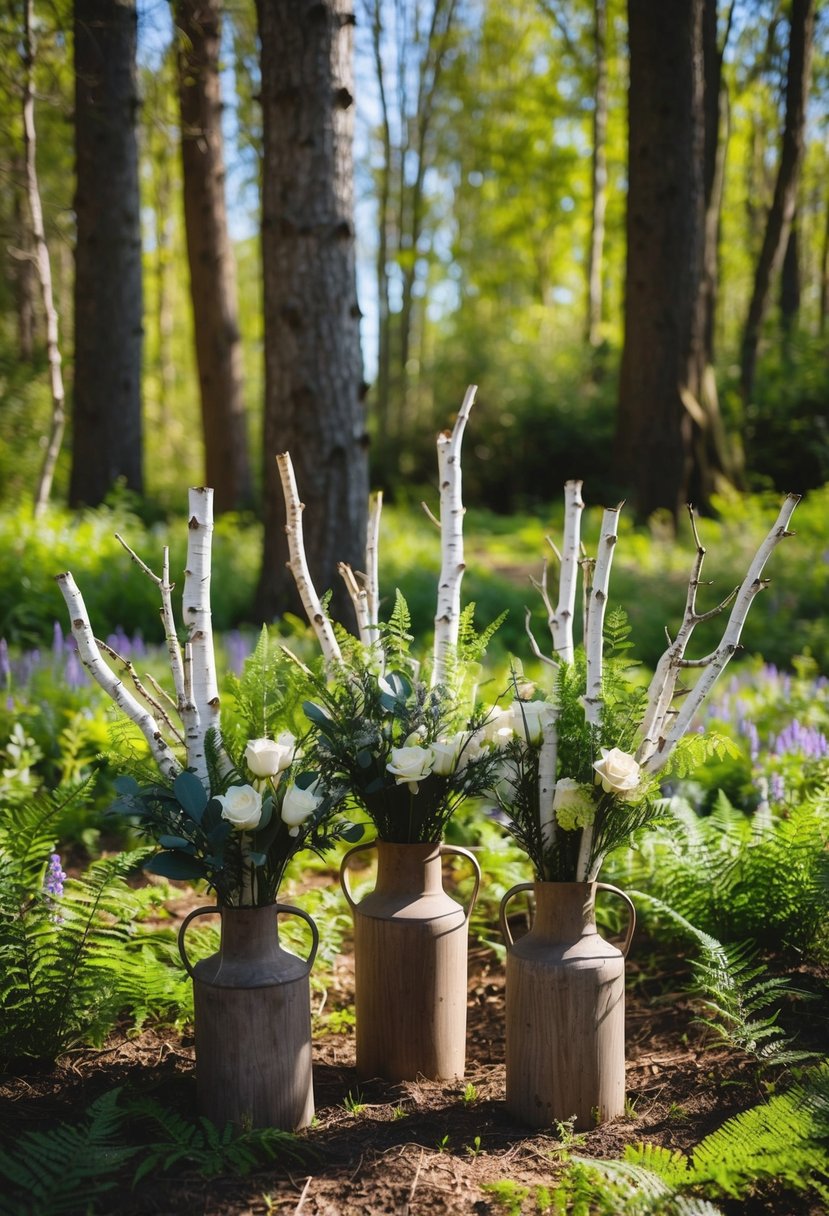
[489,484,800,883]
[56,489,360,907]
[280,388,506,844]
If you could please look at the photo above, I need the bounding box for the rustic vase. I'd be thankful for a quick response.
[178,902,318,1131]
[340,840,480,1082]
[499,880,635,1130]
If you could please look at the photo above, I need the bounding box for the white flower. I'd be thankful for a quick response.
[281,780,324,836]
[510,699,555,745]
[387,744,435,792]
[218,784,264,831]
[244,733,296,778]
[552,778,596,831]
[593,747,642,798]
[431,732,469,776]
[481,706,513,745]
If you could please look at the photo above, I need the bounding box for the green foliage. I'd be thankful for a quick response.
[554,1064,829,1212]
[0,1089,137,1216]
[0,1087,311,1215]
[616,790,829,957]
[0,778,190,1066]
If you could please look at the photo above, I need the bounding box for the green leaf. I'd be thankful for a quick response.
[379,671,411,703]
[303,701,333,728]
[114,775,141,795]
[173,771,209,822]
[157,835,194,851]
[340,822,365,843]
[144,851,207,881]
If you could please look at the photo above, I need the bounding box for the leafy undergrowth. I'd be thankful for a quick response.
[0,936,826,1216]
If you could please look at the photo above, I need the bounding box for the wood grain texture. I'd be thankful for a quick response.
[347,841,473,1082]
[503,882,630,1130]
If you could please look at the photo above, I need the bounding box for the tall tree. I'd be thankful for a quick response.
[254,0,368,628]
[739,0,815,406]
[70,0,143,506]
[616,0,705,521]
[174,0,252,513]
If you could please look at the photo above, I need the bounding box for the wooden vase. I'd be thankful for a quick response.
[499,880,635,1130]
[178,902,318,1131]
[340,840,480,1082]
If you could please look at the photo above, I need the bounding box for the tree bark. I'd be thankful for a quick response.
[254,0,368,629]
[586,0,608,350]
[617,0,705,522]
[174,0,252,513]
[779,215,800,339]
[70,0,143,507]
[739,0,815,406]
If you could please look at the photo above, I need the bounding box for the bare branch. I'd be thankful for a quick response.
[432,384,476,687]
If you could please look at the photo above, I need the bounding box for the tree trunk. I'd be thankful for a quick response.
[779,216,800,339]
[739,0,815,406]
[684,0,739,505]
[12,163,37,363]
[254,0,368,629]
[174,0,252,513]
[70,0,143,507]
[617,0,705,523]
[586,0,608,350]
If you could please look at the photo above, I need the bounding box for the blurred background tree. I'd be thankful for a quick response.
[0,0,827,609]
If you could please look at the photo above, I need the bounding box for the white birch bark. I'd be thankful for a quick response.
[641,493,800,774]
[55,572,180,781]
[277,452,343,668]
[182,488,221,783]
[432,385,476,687]
[338,562,371,647]
[578,503,622,880]
[24,0,66,519]
[552,480,585,663]
[537,709,559,860]
[365,490,383,641]
[583,504,622,729]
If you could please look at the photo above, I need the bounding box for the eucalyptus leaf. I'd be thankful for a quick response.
[114,774,141,795]
[157,834,195,851]
[144,851,207,881]
[340,822,365,843]
[303,701,332,727]
[173,771,209,822]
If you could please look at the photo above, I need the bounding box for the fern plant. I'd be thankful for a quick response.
[0,777,191,1066]
[548,1064,829,1213]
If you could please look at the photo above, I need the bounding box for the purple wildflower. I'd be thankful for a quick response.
[770,772,785,804]
[772,719,829,760]
[44,853,66,898]
[0,638,9,685]
[52,620,64,659]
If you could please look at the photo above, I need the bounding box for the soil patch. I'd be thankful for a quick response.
[1,932,826,1215]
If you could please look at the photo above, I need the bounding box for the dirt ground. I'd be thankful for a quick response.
[1,920,826,1216]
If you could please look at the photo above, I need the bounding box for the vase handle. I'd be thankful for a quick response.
[440,844,482,921]
[596,882,636,957]
[276,903,320,973]
[339,840,378,909]
[498,882,536,947]
[177,905,221,979]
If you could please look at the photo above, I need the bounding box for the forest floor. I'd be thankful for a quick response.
[2,907,827,1216]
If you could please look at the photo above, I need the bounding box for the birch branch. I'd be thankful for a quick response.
[583,504,622,729]
[55,572,180,781]
[636,508,735,766]
[338,562,371,647]
[96,639,185,745]
[432,384,476,687]
[537,708,559,858]
[115,536,187,710]
[552,480,585,663]
[277,452,343,668]
[24,0,66,519]
[524,606,558,670]
[578,504,622,882]
[642,493,800,774]
[365,490,383,637]
[182,488,222,784]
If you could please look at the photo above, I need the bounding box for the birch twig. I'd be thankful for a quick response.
[432,385,476,687]
[55,572,180,781]
[338,562,371,647]
[537,708,559,858]
[642,493,800,774]
[182,488,222,784]
[277,452,343,668]
[552,480,585,663]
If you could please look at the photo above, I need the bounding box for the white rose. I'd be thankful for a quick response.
[431,732,469,776]
[281,780,324,835]
[510,699,555,745]
[218,784,264,831]
[244,733,296,778]
[552,778,596,831]
[386,744,435,792]
[593,747,642,798]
